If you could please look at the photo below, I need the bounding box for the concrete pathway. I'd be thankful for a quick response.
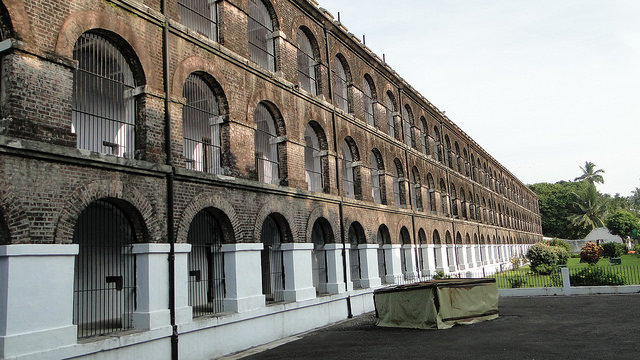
[223,294,640,360]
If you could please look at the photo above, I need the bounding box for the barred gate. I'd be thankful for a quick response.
[73,200,136,338]
[261,216,285,303]
[187,210,225,317]
[311,221,327,295]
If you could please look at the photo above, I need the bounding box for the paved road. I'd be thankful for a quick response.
[226,294,640,360]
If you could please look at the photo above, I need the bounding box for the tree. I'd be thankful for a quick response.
[574,161,605,184]
[606,210,640,239]
[528,181,585,239]
[568,183,608,238]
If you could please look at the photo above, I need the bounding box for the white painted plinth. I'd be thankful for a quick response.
[173,243,193,325]
[324,244,346,294]
[222,243,266,312]
[132,243,172,330]
[357,244,381,288]
[0,244,78,359]
[281,243,316,302]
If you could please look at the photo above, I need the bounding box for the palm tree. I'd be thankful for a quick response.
[568,183,608,234]
[574,161,605,184]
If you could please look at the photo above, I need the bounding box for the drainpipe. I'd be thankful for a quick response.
[161,1,178,359]
[324,24,352,318]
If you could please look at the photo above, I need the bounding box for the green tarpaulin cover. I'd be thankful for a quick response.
[374,278,499,329]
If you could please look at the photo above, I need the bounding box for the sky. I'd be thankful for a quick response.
[318,0,640,196]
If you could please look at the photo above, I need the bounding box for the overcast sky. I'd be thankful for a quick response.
[318,0,640,196]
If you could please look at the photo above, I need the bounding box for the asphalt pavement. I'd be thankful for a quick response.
[223,294,640,360]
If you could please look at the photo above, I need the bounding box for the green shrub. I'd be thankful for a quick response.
[601,242,624,258]
[432,271,450,280]
[526,242,559,274]
[580,242,603,264]
[553,246,570,265]
[570,267,626,286]
[510,256,521,270]
[544,238,571,253]
[507,275,527,288]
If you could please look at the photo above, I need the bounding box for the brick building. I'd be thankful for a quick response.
[0,0,542,358]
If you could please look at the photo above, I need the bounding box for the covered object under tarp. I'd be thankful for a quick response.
[373,278,498,329]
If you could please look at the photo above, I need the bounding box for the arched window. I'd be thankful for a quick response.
[341,138,360,199]
[440,179,449,215]
[296,27,318,95]
[187,209,225,317]
[399,227,413,280]
[411,166,422,211]
[432,230,442,270]
[254,102,281,185]
[427,173,436,213]
[377,225,390,283]
[311,219,328,295]
[370,149,385,204]
[463,148,470,176]
[433,126,443,162]
[455,142,463,173]
[419,117,429,155]
[182,73,223,174]
[384,92,396,139]
[392,159,406,207]
[403,105,414,149]
[178,0,217,40]
[261,215,284,303]
[348,222,366,289]
[248,0,275,71]
[362,75,376,126]
[73,200,136,338]
[304,122,323,192]
[333,55,350,112]
[445,231,455,270]
[450,185,458,218]
[460,187,467,219]
[72,32,137,158]
[445,135,454,170]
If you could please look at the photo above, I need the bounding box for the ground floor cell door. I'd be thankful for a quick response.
[261,215,285,303]
[73,200,135,338]
[187,209,225,317]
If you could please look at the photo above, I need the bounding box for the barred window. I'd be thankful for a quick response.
[377,226,389,283]
[384,92,396,139]
[400,227,412,280]
[178,0,217,41]
[72,33,136,158]
[73,200,135,338]
[254,103,279,185]
[370,151,382,204]
[419,117,429,155]
[261,215,284,303]
[392,160,405,207]
[411,167,422,211]
[432,230,441,269]
[311,220,328,295]
[433,126,443,162]
[341,139,355,199]
[362,75,376,126]
[440,180,449,215]
[403,105,414,149]
[296,27,317,95]
[304,123,323,192]
[348,222,365,289]
[248,0,275,71]
[187,209,225,317]
[183,74,222,174]
[427,173,437,213]
[333,56,349,112]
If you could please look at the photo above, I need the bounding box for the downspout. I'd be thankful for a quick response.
[324,24,352,318]
[161,1,178,359]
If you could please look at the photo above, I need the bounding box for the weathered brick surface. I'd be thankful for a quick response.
[0,0,542,247]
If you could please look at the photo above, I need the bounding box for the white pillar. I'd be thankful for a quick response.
[222,243,265,312]
[435,244,447,272]
[357,244,382,288]
[458,244,467,270]
[281,243,316,302]
[132,243,172,331]
[0,244,79,359]
[173,243,192,325]
[383,244,402,283]
[324,243,346,294]
[423,244,436,276]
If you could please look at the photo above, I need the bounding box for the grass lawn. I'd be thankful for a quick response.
[492,254,640,288]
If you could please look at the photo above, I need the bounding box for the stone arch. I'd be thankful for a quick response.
[307,206,339,244]
[176,192,242,244]
[54,180,161,244]
[55,10,149,86]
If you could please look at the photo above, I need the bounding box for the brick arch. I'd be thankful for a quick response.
[55,10,151,86]
[291,21,323,64]
[0,188,30,244]
[54,179,161,244]
[253,201,296,243]
[0,0,35,44]
[176,192,242,244]
[172,56,231,103]
[306,206,339,244]
[246,89,288,134]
